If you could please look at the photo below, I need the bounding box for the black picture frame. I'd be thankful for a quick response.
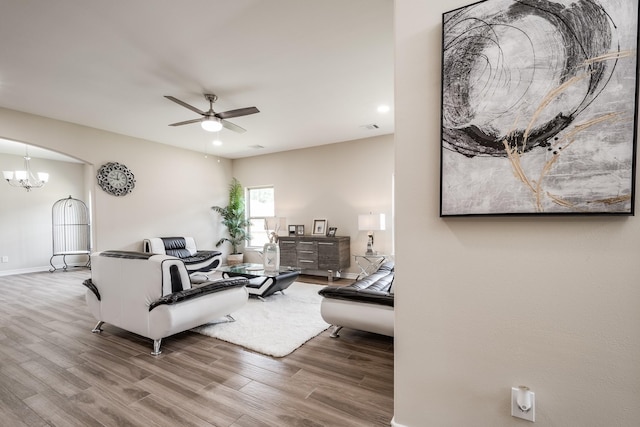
[326,227,337,237]
[296,225,305,235]
[440,0,638,216]
[288,225,296,236]
[312,219,327,235]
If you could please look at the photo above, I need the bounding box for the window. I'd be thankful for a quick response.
[247,186,275,248]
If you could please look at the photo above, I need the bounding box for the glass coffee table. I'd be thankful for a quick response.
[218,263,300,300]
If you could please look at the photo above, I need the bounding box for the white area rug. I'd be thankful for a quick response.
[192,282,330,357]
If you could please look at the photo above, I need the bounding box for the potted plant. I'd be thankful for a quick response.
[212,177,251,265]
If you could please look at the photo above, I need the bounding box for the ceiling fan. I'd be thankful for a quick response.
[165,94,259,133]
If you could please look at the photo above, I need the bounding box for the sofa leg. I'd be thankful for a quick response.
[201,314,236,327]
[91,321,104,333]
[151,339,162,356]
[329,325,343,338]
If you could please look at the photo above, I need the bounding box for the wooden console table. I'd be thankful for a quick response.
[278,235,350,279]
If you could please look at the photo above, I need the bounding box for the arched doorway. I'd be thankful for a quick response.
[0,137,93,275]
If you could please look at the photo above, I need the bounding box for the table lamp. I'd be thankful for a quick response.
[358,213,385,255]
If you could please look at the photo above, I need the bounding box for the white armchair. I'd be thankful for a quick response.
[83,250,248,355]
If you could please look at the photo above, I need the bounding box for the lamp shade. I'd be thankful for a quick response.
[201,118,223,132]
[358,213,385,231]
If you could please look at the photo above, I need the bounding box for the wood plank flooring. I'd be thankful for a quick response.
[0,270,394,426]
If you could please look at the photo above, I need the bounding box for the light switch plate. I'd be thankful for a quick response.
[511,387,535,422]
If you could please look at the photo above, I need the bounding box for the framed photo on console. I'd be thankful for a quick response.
[312,219,327,235]
[326,227,337,237]
[296,225,305,235]
[288,225,296,236]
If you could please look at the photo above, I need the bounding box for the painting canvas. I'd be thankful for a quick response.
[441,0,639,216]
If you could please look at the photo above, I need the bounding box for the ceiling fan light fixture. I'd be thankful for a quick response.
[201,118,223,132]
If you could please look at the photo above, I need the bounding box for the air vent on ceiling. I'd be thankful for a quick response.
[361,123,380,130]
[249,145,265,149]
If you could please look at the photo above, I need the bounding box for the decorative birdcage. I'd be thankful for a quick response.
[49,196,91,272]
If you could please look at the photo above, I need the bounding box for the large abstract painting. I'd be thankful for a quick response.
[441,0,639,216]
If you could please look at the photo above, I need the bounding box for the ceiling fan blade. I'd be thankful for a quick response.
[215,106,260,120]
[221,120,246,133]
[164,96,206,115]
[169,118,203,127]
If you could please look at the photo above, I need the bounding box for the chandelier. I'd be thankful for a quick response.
[2,146,49,191]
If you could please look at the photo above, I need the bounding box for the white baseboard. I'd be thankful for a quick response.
[0,266,51,277]
[338,272,359,280]
[390,416,408,427]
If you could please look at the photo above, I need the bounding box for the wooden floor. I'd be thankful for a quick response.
[0,269,394,426]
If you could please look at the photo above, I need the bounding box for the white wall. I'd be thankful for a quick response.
[232,134,394,276]
[0,107,234,268]
[394,1,640,426]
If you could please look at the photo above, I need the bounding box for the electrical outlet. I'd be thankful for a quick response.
[1,256,8,263]
[511,387,535,422]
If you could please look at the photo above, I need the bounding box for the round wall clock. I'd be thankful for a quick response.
[97,162,136,196]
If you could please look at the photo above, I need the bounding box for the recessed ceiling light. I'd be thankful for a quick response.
[212,139,222,146]
[377,105,390,113]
